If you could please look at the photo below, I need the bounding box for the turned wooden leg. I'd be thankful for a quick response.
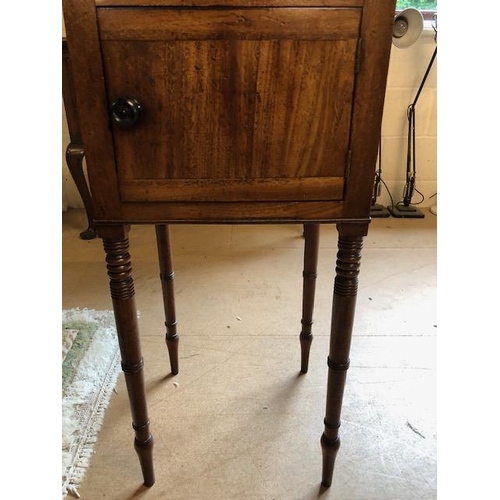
[321,222,368,488]
[300,223,320,373]
[65,143,96,240]
[100,225,155,487]
[155,225,179,375]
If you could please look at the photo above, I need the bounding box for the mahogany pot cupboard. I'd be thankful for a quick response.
[62,0,396,490]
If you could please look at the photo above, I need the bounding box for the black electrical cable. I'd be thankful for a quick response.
[381,177,395,210]
[379,138,396,210]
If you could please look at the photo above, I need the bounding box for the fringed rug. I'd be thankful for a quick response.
[62,308,121,499]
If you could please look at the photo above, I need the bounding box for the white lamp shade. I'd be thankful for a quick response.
[393,8,424,49]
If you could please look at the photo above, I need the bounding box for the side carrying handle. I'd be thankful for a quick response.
[110,98,143,128]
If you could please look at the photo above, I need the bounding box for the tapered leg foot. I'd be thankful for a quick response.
[300,333,313,373]
[166,334,179,375]
[135,434,155,487]
[300,224,320,373]
[321,434,341,488]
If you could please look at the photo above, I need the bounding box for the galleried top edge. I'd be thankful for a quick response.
[95,0,365,6]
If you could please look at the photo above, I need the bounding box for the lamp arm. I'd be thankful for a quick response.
[412,47,437,109]
[402,46,437,206]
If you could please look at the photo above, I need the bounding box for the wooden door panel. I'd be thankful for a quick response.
[99,9,360,203]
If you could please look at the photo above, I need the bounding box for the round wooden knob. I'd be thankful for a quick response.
[110,98,143,128]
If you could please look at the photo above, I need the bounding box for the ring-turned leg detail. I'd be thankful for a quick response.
[155,225,179,375]
[101,226,155,487]
[300,223,320,373]
[321,222,367,488]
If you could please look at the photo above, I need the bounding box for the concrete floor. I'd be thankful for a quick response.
[62,208,437,500]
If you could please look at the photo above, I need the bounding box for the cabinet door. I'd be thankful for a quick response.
[98,8,361,203]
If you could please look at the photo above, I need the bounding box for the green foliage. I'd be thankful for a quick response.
[396,0,437,9]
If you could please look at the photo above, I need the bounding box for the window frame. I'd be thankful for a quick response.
[395,1,437,22]
[394,9,437,22]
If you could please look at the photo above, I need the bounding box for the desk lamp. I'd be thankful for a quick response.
[388,8,437,218]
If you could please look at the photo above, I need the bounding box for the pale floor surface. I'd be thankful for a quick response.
[62,209,437,500]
